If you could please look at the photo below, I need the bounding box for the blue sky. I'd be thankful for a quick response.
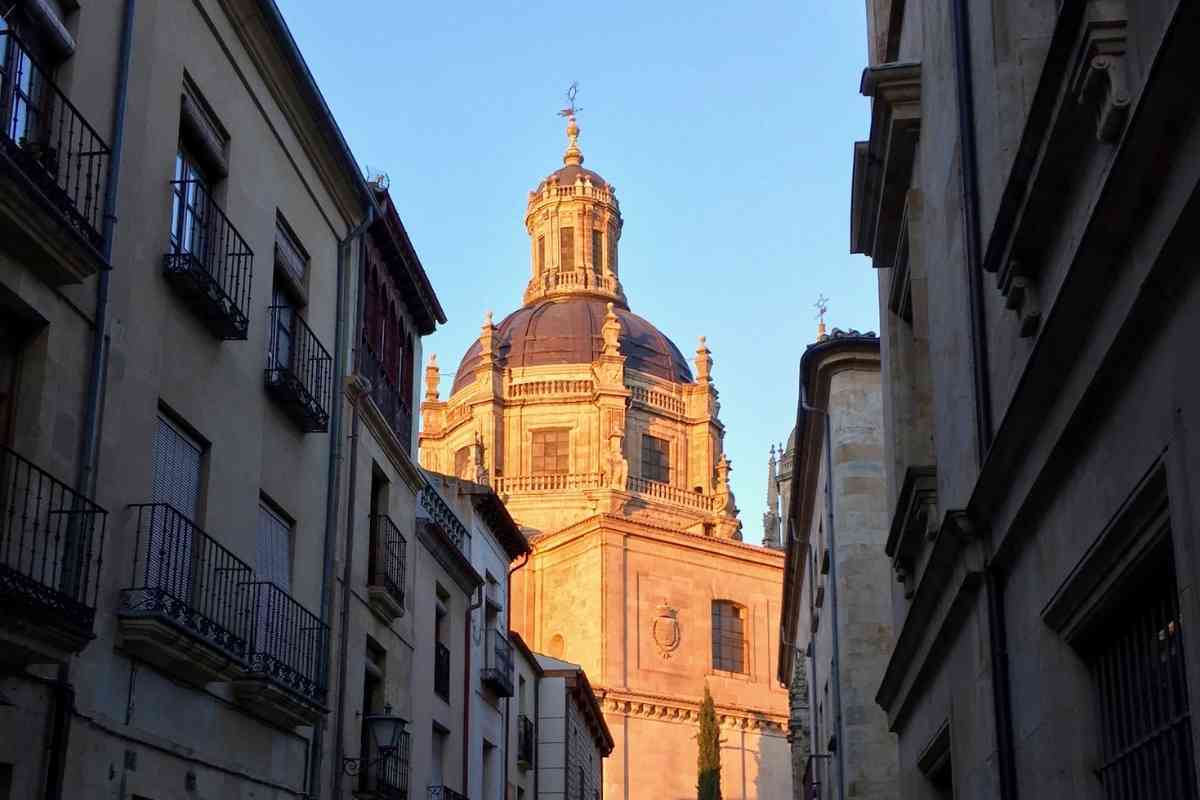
[276,0,878,540]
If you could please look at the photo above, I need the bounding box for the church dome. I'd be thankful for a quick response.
[536,163,609,191]
[452,296,692,394]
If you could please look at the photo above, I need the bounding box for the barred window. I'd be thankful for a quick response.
[712,600,747,673]
[560,227,574,270]
[1090,546,1196,799]
[532,429,570,474]
[641,435,669,484]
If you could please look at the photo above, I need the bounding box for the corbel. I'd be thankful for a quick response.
[1069,1,1130,143]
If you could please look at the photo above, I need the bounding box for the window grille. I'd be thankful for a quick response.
[712,600,747,673]
[1091,551,1196,799]
[560,227,574,270]
[532,429,570,475]
[641,435,669,484]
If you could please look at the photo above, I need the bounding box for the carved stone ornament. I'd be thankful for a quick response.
[652,601,681,659]
[1070,4,1130,143]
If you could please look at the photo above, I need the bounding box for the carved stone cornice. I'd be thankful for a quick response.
[852,61,922,270]
[594,687,788,733]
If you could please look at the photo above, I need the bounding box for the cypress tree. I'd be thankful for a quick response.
[697,683,722,800]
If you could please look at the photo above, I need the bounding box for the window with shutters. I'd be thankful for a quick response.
[531,429,569,475]
[256,501,292,592]
[560,227,574,271]
[641,435,670,484]
[152,414,202,520]
[712,600,747,673]
[591,230,602,274]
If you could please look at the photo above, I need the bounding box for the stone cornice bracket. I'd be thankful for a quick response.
[885,465,938,599]
[852,61,922,270]
[1069,2,1130,143]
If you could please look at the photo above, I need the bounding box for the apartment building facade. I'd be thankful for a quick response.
[853,1,1200,798]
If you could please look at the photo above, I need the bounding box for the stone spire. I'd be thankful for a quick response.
[763,445,782,549]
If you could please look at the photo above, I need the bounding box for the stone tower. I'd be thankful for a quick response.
[419,113,791,799]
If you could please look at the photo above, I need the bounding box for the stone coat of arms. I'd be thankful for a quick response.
[652,602,681,659]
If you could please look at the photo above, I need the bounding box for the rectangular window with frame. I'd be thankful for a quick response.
[1089,543,1196,799]
[256,500,292,592]
[711,600,747,673]
[537,236,546,274]
[559,227,574,271]
[641,434,670,484]
[169,147,211,259]
[591,230,602,274]
[531,429,570,475]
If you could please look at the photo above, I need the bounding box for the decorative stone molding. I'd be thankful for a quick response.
[651,601,681,659]
[596,688,788,733]
[1069,3,1130,143]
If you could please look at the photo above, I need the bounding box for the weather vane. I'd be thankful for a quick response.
[815,294,830,338]
[558,81,582,120]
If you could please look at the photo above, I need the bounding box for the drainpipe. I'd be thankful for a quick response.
[330,225,373,800]
[310,207,374,800]
[464,585,483,793]
[949,0,994,459]
[49,4,136,799]
[801,385,845,800]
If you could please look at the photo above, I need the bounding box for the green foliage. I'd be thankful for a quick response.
[697,683,722,800]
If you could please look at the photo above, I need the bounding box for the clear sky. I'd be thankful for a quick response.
[276,0,878,540]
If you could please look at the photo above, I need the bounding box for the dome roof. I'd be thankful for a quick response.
[537,163,608,190]
[452,297,693,394]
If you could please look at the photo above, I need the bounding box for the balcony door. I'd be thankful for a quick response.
[150,415,202,601]
[169,149,211,263]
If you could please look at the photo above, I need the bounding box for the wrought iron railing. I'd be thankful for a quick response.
[120,503,253,661]
[428,786,468,800]
[361,734,411,799]
[434,640,451,701]
[0,445,107,637]
[163,178,253,339]
[517,713,535,768]
[359,342,413,454]
[481,628,514,697]
[243,581,328,703]
[419,484,469,556]
[266,305,333,433]
[369,514,406,611]
[0,30,110,250]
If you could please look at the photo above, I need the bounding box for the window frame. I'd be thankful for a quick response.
[640,434,670,484]
[711,599,748,674]
[531,428,570,475]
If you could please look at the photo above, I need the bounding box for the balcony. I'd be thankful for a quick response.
[517,713,535,770]
[481,628,514,697]
[434,640,450,701]
[118,504,252,684]
[0,445,106,666]
[266,305,333,433]
[359,342,413,455]
[0,30,111,283]
[367,514,406,622]
[358,735,411,800]
[428,786,468,800]
[233,581,329,727]
[163,178,252,340]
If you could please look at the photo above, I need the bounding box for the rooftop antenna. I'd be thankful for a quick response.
[815,294,829,339]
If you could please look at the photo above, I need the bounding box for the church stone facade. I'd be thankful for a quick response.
[419,116,791,799]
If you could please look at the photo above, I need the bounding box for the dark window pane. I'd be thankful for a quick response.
[641,435,670,483]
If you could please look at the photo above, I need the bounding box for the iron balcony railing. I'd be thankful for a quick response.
[428,786,468,800]
[359,342,413,454]
[0,445,107,638]
[0,30,110,250]
[434,640,451,701]
[119,503,253,662]
[266,305,333,433]
[164,178,253,339]
[481,628,514,697]
[360,734,411,799]
[419,485,469,556]
[243,580,328,703]
[369,514,406,611]
[517,713,535,768]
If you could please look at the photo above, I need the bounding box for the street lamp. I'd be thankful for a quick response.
[342,704,408,776]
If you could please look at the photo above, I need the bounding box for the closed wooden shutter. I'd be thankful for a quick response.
[151,415,202,599]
